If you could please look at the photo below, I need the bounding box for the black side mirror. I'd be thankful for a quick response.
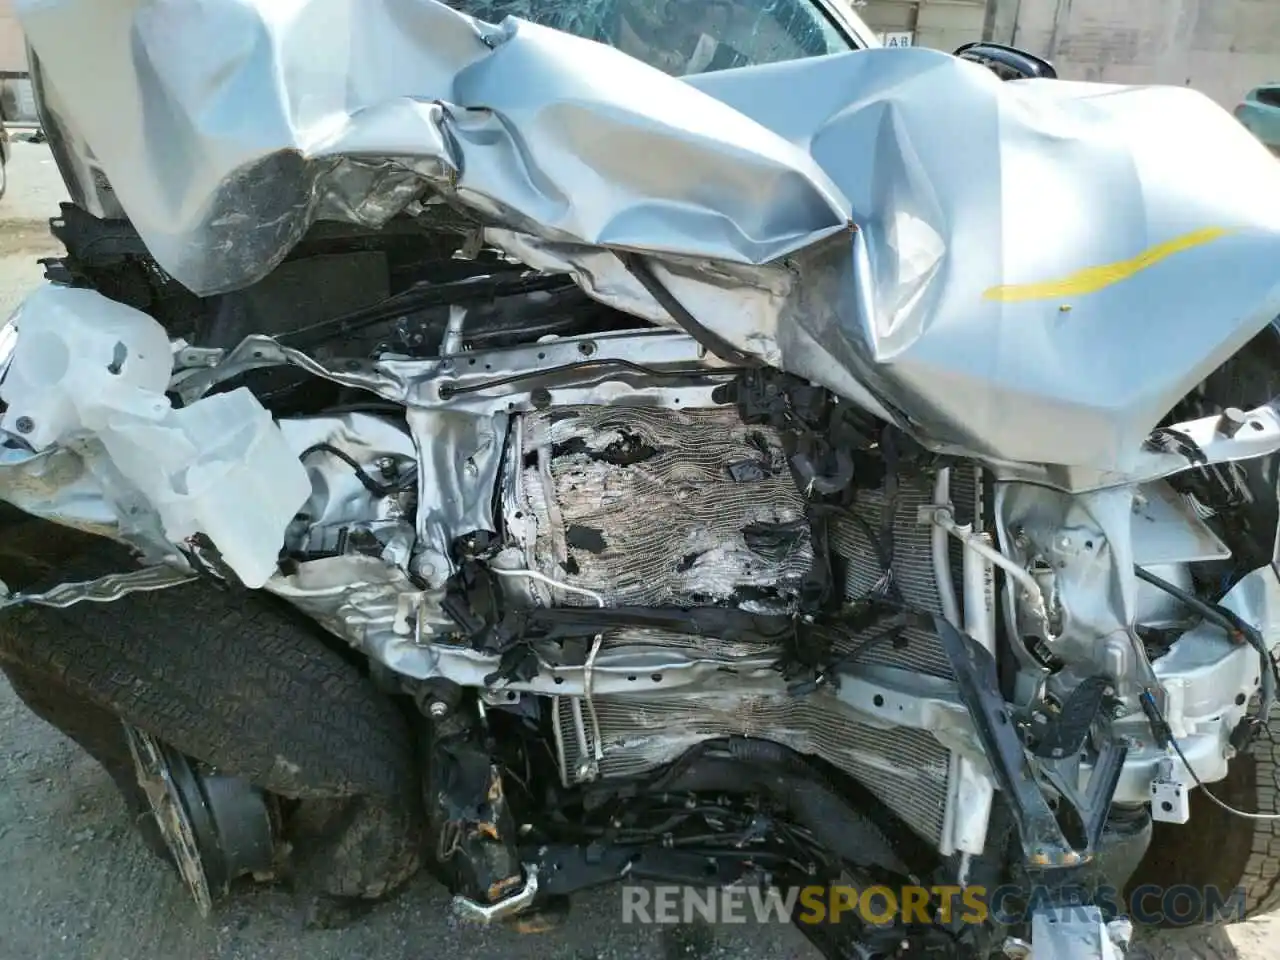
[954,42,1058,81]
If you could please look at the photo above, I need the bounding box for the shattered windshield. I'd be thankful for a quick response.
[461,0,853,75]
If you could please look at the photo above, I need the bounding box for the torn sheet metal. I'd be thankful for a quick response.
[266,555,457,665]
[172,334,414,408]
[21,0,1280,474]
[407,408,508,588]
[0,440,175,560]
[0,565,197,611]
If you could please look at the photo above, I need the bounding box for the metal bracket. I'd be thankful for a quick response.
[1029,677,1111,760]
[1027,905,1128,959]
[1149,757,1191,824]
[452,863,540,923]
[1035,734,1127,853]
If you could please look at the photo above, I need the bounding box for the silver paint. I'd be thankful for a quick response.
[0,564,197,610]
[21,0,1280,471]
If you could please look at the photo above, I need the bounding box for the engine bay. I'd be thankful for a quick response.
[9,1,1280,955]
[1,213,1279,958]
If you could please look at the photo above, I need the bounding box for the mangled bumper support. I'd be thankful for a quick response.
[936,618,1127,870]
[421,688,536,922]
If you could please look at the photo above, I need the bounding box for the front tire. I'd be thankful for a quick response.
[0,533,425,903]
[1128,325,1280,926]
[1127,717,1280,925]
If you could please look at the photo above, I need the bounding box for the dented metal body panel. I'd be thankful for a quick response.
[21,0,1280,472]
[7,1,1280,958]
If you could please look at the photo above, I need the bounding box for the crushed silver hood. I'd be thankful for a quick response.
[20,0,1280,471]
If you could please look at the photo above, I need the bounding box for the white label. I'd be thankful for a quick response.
[880,31,915,47]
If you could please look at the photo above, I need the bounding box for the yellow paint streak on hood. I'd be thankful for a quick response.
[984,226,1235,303]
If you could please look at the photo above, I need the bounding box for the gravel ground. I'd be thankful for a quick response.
[0,134,1277,960]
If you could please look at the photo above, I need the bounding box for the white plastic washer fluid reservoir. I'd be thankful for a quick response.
[100,388,312,588]
[0,285,311,589]
[0,285,173,449]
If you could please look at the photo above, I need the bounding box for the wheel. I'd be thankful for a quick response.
[1127,718,1280,925]
[0,527,425,904]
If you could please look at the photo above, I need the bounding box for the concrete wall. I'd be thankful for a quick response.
[858,0,988,51]
[0,0,25,75]
[987,0,1280,108]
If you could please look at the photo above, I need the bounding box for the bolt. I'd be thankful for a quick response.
[1213,407,1244,437]
[13,416,33,435]
[428,701,448,719]
[531,387,552,410]
[376,456,397,479]
[1218,407,1249,438]
[1001,937,1032,959]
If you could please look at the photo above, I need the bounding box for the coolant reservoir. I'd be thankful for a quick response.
[0,285,310,588]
